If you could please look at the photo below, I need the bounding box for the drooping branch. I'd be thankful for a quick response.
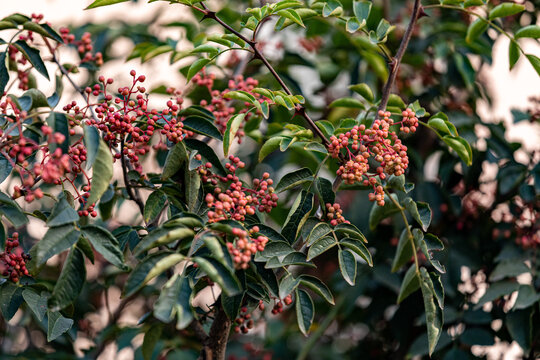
[378,0,423,113]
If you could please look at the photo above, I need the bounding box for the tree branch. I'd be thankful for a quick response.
[197,3,331,147]
[197,300,231,360]
[378,0,423,113]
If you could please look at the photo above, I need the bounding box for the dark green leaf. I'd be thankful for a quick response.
[47,195,79,227]
[185,138,226,176]
[22,289,48,321]
[221,292,244,320]
[307,236,336,261]
[513,285,540,310]
[489,260,530,281]
[275,168,313,192]
[403,198,432,232]
[340,238,372,266]
[0,52,9,95]
[13,41,49,80]
[525,54,540,77]
[515,25,540,39]
[391,227,415,272]
[142,323,163,360]
[338,248,357,285]
[86,139,113,206]
[32,224,80,267]
[465,18,488,44]
[295,288,314,336]
[506,309,533,353]
[82,225,127,270]
[281,190,314,243]
[442,136,473,166]
[0,282,24,320]
[0,192,28,228]
[47,310,73,342]
[509,41,520,70]
[397,265,420,303]
[298,275,334,304]
[83,125,100,169]
[329,97,365,109]
[315,177,335,205]
[195,256,242,297]
[49,247,86,310]
[475,281,520,309]
[144,191,167,224]
[368,193,400,231]
[186,58,211,82]
[124,252,171,297]
[419,267,443,356]
[162,142,188,180]
[183,116,223,141]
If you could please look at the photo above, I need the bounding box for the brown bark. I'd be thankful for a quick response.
[198,301,231,360]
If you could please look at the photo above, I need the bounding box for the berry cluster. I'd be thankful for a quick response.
[59,28,103,66]
[192,72,270,142]
[201,157,278,223]
[1,233,30,283]
[325,203,350,226]
[226,227,269,269]
[233,306,255,334]
[271,294,293,315]
[65,71,194,174]
[328,109,415,205]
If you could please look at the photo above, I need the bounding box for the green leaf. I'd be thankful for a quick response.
[329,97,365,109]
[322,0,343,17]
[489,260,530,281]
[133,227,194,257]
[508,41,520,70]
[403,198,432,232]
[334,223,367,243]
[223,113,246,157]
[49,247,86,310]
[144,191,167,224]
[265,252,314,269]
[397,265,420,303]
[275,167,313,192]
[162,142,188,180]
[353,1,371,24]
[221,292,244,320]
[349,83,374,102]
[418,233,445,273]
[338,248,357,285]
[83,125,100,169]
[46,195,79,227]
[154,275,193,327]
[307,236,336,261]
[442,135,472,166]
[506,308,533,353]
[419,268,443,356]
[0,192,28,228]
[515,25,540,39]
[46,310,73,342]
[86,0,130,9]
[186,58,211,82]
[279,274,301,299]
[465,18,488,44]
[19,88,49,112]
[86,139,113,206]
[387,94,406,109]
[13,40,49,80]
[77,236,94,264]
[183,116,223,141]
[22,289,48,321]
[277,9,305,27]
[32,224,80,267]
[185,138,226,176]
[513,285,540,310]
[392,227,415,272]
[281,190,314,243]
[368,193,400,230]
[306,222,333,247]
[124,252,170,297]
[295,288,314,336]
[255,241,294,260]
[488,3,525,20]
[475,281,520,309]
[298,275,334,305]
[0,52,9,95]
[259,136,284,161]
[142,323,163,360]
[193,256,242,296]
[525,54,540,77]
[82,225,127,270]
[0,282,24,320]
[340,238,372,266]
[346,17,361,33]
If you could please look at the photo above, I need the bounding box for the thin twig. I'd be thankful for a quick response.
[378,0,423,113]
[197,3,331,147]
